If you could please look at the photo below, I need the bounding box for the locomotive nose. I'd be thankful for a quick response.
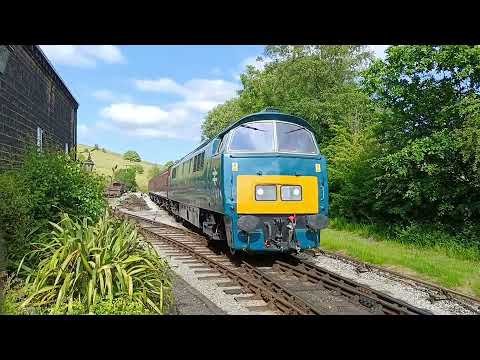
[236,175,319,215]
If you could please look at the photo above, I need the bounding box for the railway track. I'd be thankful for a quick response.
[114,209,432,315]
[306,248,480,314]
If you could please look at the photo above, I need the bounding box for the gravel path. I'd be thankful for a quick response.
[310,254,478,315]
[170,274,225,315]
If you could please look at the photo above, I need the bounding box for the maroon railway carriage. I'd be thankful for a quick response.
[148,168,170,205]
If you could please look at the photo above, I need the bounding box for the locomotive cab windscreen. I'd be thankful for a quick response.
[227,120,318,154]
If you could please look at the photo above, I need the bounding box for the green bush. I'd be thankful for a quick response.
[114,167,137,192]
[19,213,174,314]
[133,164,144,174]
[20,149,107,223]
[123,150,141,162]
[0,172,33,268]
[2,277,153,315]
[0,148,107,271]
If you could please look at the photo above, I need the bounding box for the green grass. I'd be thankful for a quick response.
[321,227,480,298]
[78,144,161,192]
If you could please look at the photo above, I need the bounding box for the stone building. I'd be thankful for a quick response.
[0,45,78,169]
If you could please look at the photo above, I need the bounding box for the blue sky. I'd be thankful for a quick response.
[39,45,388,165]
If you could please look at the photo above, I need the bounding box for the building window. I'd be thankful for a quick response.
[37,127,44,151]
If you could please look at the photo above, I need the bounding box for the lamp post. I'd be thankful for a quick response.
[84,152,95,172]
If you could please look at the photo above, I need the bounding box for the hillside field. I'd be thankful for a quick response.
[77,144,161,192]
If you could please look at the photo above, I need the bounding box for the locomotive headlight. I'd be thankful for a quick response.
[255,185,276,201]
[281,185,302,201]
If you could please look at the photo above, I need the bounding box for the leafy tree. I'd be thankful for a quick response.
[94,144,100,150]
[163,161,174,168]
[362,45,480,228]
[114,167,137,191]
[201,98,246,140]
[324,111,381,222]
[202,45,374,150]
[133,164,144,174]
[123,150,141,162]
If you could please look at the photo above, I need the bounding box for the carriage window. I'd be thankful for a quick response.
[172,167,177,179]
[229,121,274,152]
[276,122,318,154]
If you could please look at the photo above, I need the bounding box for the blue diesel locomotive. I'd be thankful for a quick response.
[148,108,329,254]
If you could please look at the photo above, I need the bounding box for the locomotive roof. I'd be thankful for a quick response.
[218,110,315,138]
[177,110,315,163]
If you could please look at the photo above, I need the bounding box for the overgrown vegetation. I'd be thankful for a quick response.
[202,45,480,257]
[133,164,144,174]
[114,167,138,192]
[7,213,173,315]
[0,148,174,315]
[0,148,107,271]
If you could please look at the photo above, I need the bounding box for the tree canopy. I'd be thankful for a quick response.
[123,150,141,162]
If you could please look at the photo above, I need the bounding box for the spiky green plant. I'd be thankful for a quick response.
[19,212,174,314]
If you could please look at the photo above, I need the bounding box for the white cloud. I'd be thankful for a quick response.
[128,128,179,139]
[369,45,390,60]
[135,78,240,113]
[39,45,126,68]
[96,75,241,141]
[100,103,187,128]
[92,89,131,102]
[98,101,199,140]
[135,78,185,94]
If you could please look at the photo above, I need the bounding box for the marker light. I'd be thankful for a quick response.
[281,186,302,201]
[255,185,276,201]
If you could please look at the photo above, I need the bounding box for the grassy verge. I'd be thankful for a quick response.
[320,226,480,298]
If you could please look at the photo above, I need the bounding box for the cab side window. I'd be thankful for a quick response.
[218,133,229,154]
